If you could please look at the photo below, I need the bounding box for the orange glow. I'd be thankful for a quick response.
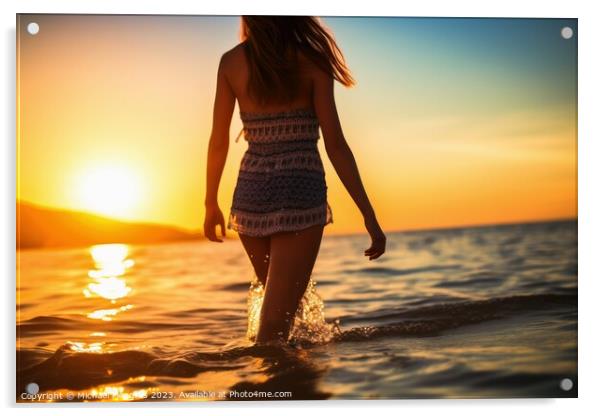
[16,15,577,234]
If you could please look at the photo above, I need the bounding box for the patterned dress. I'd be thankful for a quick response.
[227,108,334,237]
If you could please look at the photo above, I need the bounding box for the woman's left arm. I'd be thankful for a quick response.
[204,53,236,241]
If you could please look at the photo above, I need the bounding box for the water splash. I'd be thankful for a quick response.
[246,278,341,345]
[246,278,264,341]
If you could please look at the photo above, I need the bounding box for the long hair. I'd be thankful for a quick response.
[240,16,355,106]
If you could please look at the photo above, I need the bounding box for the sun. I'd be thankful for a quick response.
[76,163,143,218]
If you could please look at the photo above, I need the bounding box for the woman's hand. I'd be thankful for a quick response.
[204,203,226,243]
[364,214,386,260]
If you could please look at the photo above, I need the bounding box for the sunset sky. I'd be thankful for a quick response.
[17,15,577,234]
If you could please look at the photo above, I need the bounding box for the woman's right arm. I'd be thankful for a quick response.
[312,68,386,260]
[204,53,235,242]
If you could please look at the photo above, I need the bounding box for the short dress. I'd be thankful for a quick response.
[227,108,334,237]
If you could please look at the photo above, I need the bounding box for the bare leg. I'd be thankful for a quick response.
[239,234,271,286]
[256,224,325,344]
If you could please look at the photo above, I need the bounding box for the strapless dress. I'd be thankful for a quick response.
[227,108,333,237]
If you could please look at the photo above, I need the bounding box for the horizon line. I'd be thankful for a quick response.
[17,198,577,237]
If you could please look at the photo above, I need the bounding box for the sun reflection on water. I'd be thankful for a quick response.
[87,304,134,321]
[84,277,132,301]
[86,381,152,402]
[85,243,135,321]
[66,341,104,353]
[85,244,134,302]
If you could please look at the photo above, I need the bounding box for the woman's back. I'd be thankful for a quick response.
[220,42,317,114]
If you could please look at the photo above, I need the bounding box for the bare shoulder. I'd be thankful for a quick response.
[219,42,246,72]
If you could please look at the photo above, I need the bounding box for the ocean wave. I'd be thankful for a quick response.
[17,342,320,396]
[17,290,576,395]
[336,291,576,335]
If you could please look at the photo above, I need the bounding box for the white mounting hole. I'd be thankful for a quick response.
[25,382,39,394]
[560,378,574,391]
[27,22,40,35]
[561,26,573,40]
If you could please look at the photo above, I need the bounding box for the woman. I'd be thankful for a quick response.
[204,16,386,345]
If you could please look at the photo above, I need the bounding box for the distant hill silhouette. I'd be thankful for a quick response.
[17,201,204,250]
